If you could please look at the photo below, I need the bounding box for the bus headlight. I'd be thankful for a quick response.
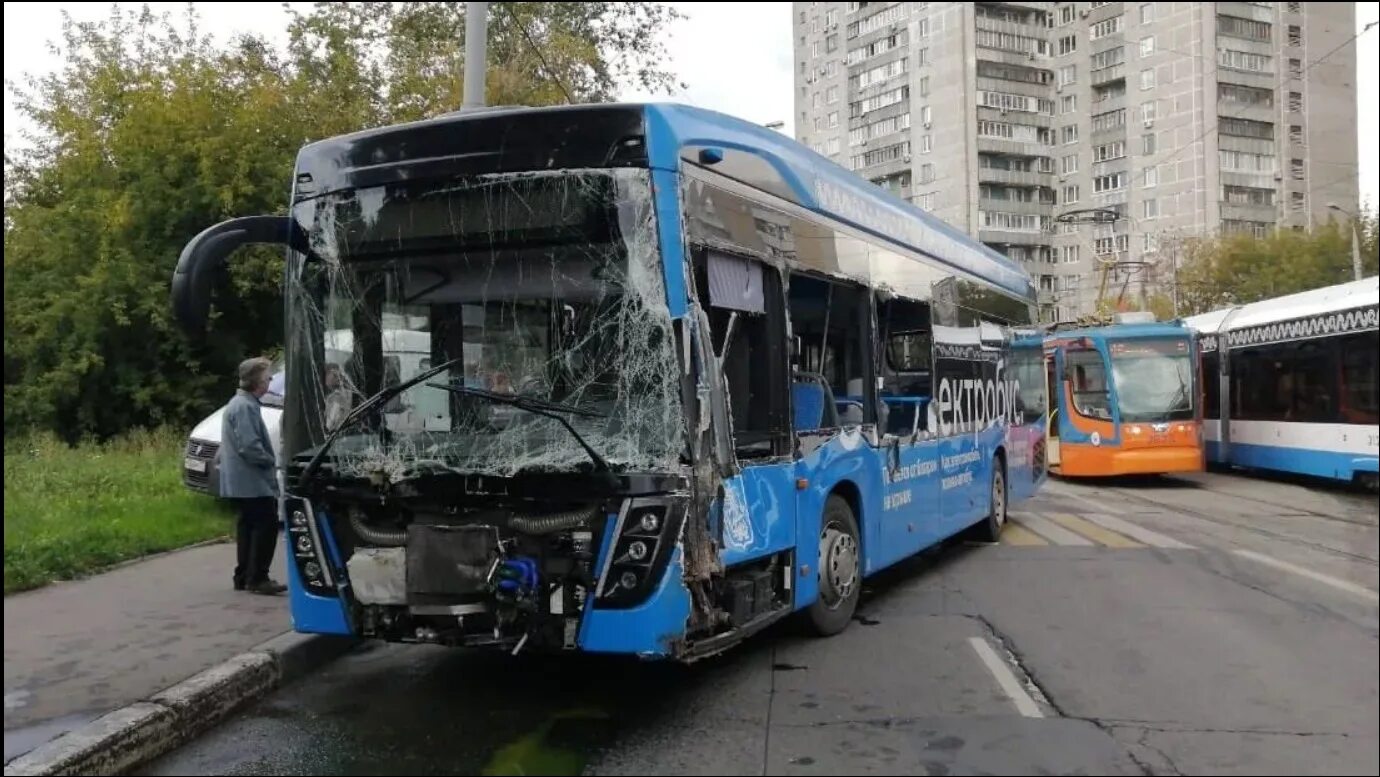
[597,498,685,608]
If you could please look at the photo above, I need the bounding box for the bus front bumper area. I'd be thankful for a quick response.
[1058,444,1205,477]
[281,496,694,659]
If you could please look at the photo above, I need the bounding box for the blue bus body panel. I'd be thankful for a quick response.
[718,464,798,568]
[286,506,353,635]
[640,104,1032,301]
[578,545,692,657]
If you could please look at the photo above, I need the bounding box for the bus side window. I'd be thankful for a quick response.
[878,295,931,437]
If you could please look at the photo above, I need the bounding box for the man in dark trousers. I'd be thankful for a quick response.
[222,357,287,595]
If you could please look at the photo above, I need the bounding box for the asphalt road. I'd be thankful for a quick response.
[141,470,1379,776]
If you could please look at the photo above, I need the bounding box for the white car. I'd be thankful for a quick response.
[183,372,284,497]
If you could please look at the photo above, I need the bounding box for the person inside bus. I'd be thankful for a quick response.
[323,363,352,430]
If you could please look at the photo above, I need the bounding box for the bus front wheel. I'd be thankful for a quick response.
[807,495,861,636]
[975,457,1008,543]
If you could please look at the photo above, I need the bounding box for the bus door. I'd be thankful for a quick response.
[874,295,944,567]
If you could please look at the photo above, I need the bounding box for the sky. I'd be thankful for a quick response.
[4,2,1376,205]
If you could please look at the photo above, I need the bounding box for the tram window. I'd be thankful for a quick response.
[1202,352,1220,420]
[1233,341,1339,423]
[1065,349,1111,420]
[1340,332,1379,424]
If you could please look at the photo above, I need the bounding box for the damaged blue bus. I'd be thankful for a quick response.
[171,103,1047,660]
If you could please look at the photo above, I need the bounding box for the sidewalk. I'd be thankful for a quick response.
[3,542,289,764]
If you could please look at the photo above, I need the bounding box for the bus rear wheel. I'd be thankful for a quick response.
[807,495,861,636]
[975,457,1008,543]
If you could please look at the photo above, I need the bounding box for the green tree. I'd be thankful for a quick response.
[1173,216,1379,315]
[5,2,682,442]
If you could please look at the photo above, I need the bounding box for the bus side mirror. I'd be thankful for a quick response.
[171,215,303,335]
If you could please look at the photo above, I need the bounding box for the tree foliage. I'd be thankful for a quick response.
[4,2,681,441]
[1170,213,1379,316]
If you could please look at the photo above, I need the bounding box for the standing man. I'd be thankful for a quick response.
[222,357,286,595]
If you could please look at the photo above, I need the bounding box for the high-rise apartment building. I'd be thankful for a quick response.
[794,2,1359,319]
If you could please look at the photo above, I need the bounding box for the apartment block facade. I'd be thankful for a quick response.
[794,2,1359,319]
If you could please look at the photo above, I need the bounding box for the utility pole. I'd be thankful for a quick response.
[462,2,489,111]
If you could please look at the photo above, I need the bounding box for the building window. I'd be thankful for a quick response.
[1063,125,1079,144]
[825,9,838,27]
[918,47,929,65]
[921,105,932,125]
[1223,185,1275,206]
[1291,191,1307,211]
[1094,172,1127,193]
[828,111,839,128]
[1060,35,1078,55]
[1061,94,1078,114]
[1219,150,1276,172]
[1288,25,1303,47]
[1091,16,1125,40]
[920,163,935,184]
[1291,158,1305,180]
[826,137,841,155]
[812,92,821,108]
[826,34,839,53]
[1063,154,1079,174]
[1218,49,1273,73]
[1140,4,1154,25]
[918,17,930,37]
[1141,101,1157,123]
[813,116,822,131]
[920,134,932,153]
[1144,165,1159,187]
[826,85,839,103]
[1217,15,1273,42]
[1091,108,1126,132]
[1062,245,1080,264]
[1288,91,1303,112]
[1289,58,1303,80]
[1220,117,1275,140]
[1142,133,1157,155]
[917,192,936,210]
[1063,185,1081,204]
[1289,124,1305,145]
[826,59,839,76]
[1218,83,1273,108]
[1062,5,1076,25]
[1058,64,1077,86]
[1144,198,1158,219]
[1093,141,1126,162]
[1141,68,1156,90]
[1140,36,1155,57]
[920,75,930,96]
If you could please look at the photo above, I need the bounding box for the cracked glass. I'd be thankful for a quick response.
[282,169,683,482]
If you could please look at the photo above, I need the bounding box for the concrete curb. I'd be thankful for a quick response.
[3,632,358,776]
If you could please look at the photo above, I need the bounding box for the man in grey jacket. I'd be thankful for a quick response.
[222,357,286,595]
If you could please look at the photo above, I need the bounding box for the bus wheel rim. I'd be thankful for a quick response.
[820,524,858,608]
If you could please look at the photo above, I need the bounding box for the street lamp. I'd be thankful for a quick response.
[1327,202,1363,282]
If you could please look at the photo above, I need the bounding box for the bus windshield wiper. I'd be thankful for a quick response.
[298,357,464,488]
[428,382,610,472]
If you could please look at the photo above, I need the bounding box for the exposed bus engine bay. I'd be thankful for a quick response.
[290,480,687,653]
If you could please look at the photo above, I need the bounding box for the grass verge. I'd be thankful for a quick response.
[4,428,233,594]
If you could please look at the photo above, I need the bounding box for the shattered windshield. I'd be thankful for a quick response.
[282,169,682,480]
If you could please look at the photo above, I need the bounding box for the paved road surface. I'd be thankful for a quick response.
[141,471,1379,775]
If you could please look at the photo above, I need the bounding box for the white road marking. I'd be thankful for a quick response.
[1043,481,1119,513]
[1010,512,1094,546]
[1078,512,1194,549]
[968,637,1044,718]
[1233,550,1380,603]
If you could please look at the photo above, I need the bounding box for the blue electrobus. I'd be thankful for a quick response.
[171,103,1047,660]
